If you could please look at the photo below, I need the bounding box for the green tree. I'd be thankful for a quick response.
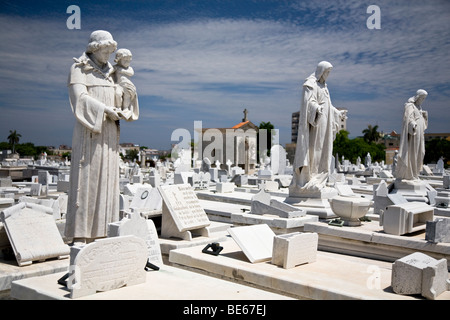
[362,125,381,144]
[62,151,72,161]
[424,138,450,168]
[333,130,385,163]
[125,149,139,162]
[0,142,9,151]
[15,142,36,157]
[258,121,275,158]
[7,130,21,154]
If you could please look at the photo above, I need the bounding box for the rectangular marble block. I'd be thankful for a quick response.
[272,232,318,269]
[426,218,450,243]
[381,202,434,236]
[216,182,235,193]
[228,224,275,263]
[391,252,449,300]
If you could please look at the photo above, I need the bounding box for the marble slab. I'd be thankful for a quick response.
[228,224,275,263]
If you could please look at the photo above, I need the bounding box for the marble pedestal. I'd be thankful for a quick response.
[285,187,338,219]
[393,179,429,203]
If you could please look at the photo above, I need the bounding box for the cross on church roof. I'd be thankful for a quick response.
[243,108,248,122]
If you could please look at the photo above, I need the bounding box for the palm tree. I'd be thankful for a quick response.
[362,125,381,144]
[7,130,21,154]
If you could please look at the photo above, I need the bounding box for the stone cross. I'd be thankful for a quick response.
[243,108,248,122]
[226,159,232,175]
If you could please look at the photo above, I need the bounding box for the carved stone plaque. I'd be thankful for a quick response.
[108,212,163,265]
[68,235,147,299]
[0,202,69,266]
[158,184,210,235]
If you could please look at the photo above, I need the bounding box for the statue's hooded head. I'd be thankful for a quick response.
[408,89,428,105]
[315,61,333,83]
[86,30,117,54]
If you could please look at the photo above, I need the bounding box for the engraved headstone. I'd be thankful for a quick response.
[108,211,163,265]
[129,186,162,213]
[188,171,210,190]
[0,202,69,266]
[158,184,210,240]
[68,235,147,299]
[228,224,275,263]
[18,196,61,220]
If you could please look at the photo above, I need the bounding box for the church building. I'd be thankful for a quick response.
[196,109,259,174]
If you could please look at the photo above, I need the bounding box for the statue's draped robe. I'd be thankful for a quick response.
[65,53,120,239]
[291,73,341,190]
[395,100,428,180]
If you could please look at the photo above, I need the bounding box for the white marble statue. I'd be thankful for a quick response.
[365,152,372,167]
[395,89,428,180]
[65,30,139,244]
[289,61,347,196]
[113,48,139,121]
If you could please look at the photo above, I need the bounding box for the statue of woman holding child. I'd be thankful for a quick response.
[65,30,139,244]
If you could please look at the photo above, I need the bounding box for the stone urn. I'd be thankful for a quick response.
[328,195,373,226]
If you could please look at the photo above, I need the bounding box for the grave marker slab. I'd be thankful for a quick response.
[68,235,147,299]
[228,224,275,263]
[108,212,163,265]
[335,184,355,197]
[0,202,69,266]
[129,186,162,213]
[158,184,210,240]
[18,196,61,220]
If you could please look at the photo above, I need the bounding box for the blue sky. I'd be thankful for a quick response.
[0,0,449,151]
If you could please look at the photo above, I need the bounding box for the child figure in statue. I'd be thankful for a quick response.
[113,48,139,121]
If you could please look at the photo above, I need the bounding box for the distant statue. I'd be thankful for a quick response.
[392,150,398,174]
[65,30,139,244]
[201,157,211,172]
[395,89,428,180]
[289,61,347,196]
[365,152,371,167]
